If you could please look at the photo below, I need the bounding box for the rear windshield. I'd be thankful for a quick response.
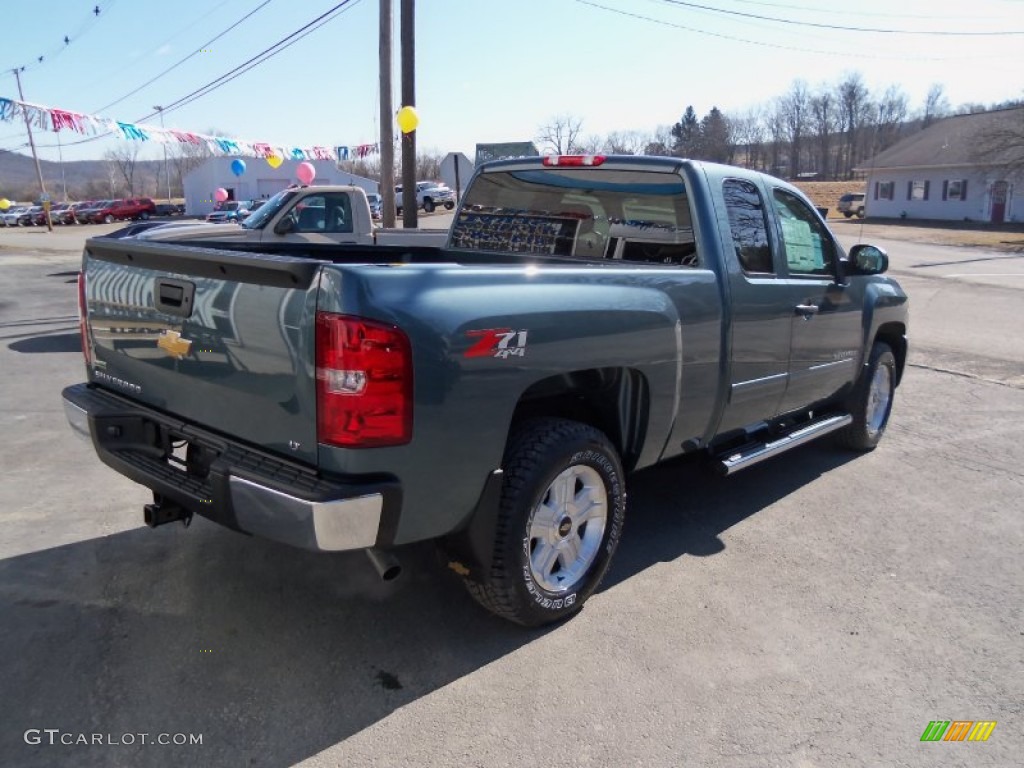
[451,167,698,266]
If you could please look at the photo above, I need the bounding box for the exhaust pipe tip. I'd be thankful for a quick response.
[365,547,402,581]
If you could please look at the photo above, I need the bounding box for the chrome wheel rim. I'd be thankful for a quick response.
[527,464,607,593]
[866,364,892,436]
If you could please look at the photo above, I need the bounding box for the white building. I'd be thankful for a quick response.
[855,107,1023,223]
[183,156,379,216]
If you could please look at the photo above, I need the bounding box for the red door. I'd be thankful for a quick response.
[991,181,1009,223]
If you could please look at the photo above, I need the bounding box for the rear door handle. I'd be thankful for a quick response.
[795,303,819,318]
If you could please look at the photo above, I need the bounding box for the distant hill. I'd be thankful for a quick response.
[0,149,165,203]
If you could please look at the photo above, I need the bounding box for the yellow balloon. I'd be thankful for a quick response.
[396,106,419,134]
[266,153,283,169]
[0,198,10,211]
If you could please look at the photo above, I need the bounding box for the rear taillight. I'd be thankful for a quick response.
[542,154,606,167]
[77,271,92,366]
[315,312,413,448]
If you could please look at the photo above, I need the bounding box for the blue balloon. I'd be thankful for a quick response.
[230,158,246,177]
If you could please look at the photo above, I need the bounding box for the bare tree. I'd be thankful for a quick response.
[536,115,584,154]
[105,143,141,197]
[781,80,810,177]
[415,152,443,180]
[973,106,1024,176]
[836,72,870,178]
[339,156,382,181]
[809,87,837,177]
[875,85,909,153]
[577,134,606,154]
[603,130,647,155]
[922,83,950,128]
[643,125,674,156]
[767,101,787,176]
[169,142,213,198]
[730,107,767,170]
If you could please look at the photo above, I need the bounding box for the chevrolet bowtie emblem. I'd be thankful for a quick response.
[157,330,193,359]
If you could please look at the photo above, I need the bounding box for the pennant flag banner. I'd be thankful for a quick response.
[0,96,375,163]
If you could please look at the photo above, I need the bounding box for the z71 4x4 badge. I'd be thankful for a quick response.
[464,328,528,359]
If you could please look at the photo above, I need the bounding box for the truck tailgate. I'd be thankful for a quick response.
[82,238,323,466]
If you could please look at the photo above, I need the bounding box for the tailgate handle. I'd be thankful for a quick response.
[155,279,195,318]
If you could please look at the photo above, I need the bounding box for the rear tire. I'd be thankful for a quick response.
[837,341,896,451]
[423,198,435,213]
[843,212,853,218]
[104,214,114,224]
[462,418,626,626]
[856,207,865,218]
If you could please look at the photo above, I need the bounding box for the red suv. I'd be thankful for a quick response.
[88,198,157,224]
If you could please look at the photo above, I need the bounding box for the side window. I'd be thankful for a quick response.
[723,179,773,274]
[322,193,353,233]
[294,195,326,232]
[771,189,837,277]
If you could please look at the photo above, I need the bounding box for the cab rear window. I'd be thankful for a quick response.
[451,168,698,266]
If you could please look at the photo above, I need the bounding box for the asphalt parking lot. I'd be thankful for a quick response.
[1,223,1021,767]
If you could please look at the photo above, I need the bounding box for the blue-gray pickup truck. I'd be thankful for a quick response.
[63,155,908,626]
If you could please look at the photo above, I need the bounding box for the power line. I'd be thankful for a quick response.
[654,0,1024,35]
[717,0,1010,21]
[16,0,364,153]
[4,1,118,74]
[134,0,363,123]
[93,0,276,114]
[575,0,948,59]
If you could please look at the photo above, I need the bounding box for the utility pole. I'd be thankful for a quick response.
[153,106,172,203]
[379,0,396,228]
[13,68,51,230]
[400,0,416,228]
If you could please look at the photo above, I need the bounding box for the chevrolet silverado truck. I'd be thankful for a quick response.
[129,184,448,247]
[62,155,908,626]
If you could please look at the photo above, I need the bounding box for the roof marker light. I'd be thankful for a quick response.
[542,155,607,167]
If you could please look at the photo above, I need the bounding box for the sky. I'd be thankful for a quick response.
[0,0,1022,167]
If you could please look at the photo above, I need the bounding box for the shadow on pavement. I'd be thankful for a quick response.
[9,332,81,354]
[606,442,857,587]
[0,441,858,767]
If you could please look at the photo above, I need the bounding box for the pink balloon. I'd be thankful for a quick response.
[296,162,316,186]
[214,187,229,202]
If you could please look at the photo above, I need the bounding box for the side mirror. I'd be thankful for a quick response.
[273,214,296,235]
[847,244,888,275]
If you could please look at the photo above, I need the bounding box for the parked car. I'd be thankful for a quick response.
[206,200,253,223]
[86,200,125,224]
[61,201,91,224]
[44,203,73,225]
[86,198,155,224]
[76,200,111,224]
[394,181,456,214]
[128,197,157,220]
[153,203,181,217]
[238,200,265,221]
[0,206,30,227]
[415,180,456,212]
[838,192,866,218]
[366,192,382,220]
[18,206,44,226]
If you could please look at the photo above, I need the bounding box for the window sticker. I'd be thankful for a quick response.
[780,217,823,271]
